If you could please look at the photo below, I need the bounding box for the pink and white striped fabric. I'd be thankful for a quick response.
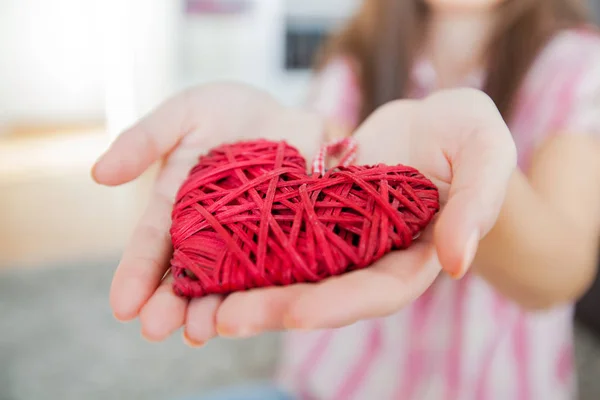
[275,29,600,400]
[311,137,358,176]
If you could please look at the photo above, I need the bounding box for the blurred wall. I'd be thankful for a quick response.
[0,0,178,135]
[177,1,283,90]
[102,0,179,137]
[592,0,600,22]
[0,0,105,127]
[0,0,597,133]
[285,0,360,20]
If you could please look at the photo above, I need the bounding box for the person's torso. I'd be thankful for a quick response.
[276,29,600,400]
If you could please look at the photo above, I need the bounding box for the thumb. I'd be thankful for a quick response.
[432,104,517,279]
[92,90,190,186]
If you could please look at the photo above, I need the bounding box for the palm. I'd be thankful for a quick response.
[154,83,324,203]
[93,85,516,343]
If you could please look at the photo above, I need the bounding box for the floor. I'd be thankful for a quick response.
[1,260,600,400]
[0,260,279,400]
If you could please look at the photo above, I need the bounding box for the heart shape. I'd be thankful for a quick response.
[170,140,439,298]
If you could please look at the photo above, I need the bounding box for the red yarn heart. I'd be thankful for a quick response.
[170,140,439,298]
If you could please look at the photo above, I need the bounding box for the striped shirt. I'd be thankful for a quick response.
[275,29,600,400]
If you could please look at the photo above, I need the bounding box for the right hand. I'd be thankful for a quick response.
[92,83,325,344]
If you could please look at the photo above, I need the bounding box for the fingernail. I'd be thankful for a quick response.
[284,314,313,331]
[283,314,299,329]
[216,324,235,337]
[90,162,98,179]
[182,332,205,348]
[236,327,259,338]
[216,324,257,339]
[91,154,106,178]
[113,311,132,323]
[113,312,125,322]
[450,230,479,279]
[141,330,161,343]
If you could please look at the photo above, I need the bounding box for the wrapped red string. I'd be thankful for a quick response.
[170,139,439,298]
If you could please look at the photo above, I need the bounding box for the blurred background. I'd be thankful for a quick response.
[0,1,599,399]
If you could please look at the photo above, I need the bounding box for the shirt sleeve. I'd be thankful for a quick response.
[561,45,600,136]
[305,57,362,132]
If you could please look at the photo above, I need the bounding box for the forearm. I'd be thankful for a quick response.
[474,168,599,310]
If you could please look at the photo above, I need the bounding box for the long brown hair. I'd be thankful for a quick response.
[317,0,589,123]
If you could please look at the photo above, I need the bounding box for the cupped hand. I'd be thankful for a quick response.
[92,83,324,343]
[94,85,516,346]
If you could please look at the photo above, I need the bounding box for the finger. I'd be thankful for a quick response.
[215,285,311,338]
[183,295,223,346]
[110,192,173,321]
[422,90,517,278]
[140,273,188,342]
[285,242,441,330]
[92,91,191,186]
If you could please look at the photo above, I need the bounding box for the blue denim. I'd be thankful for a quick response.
[179,384,293,400]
